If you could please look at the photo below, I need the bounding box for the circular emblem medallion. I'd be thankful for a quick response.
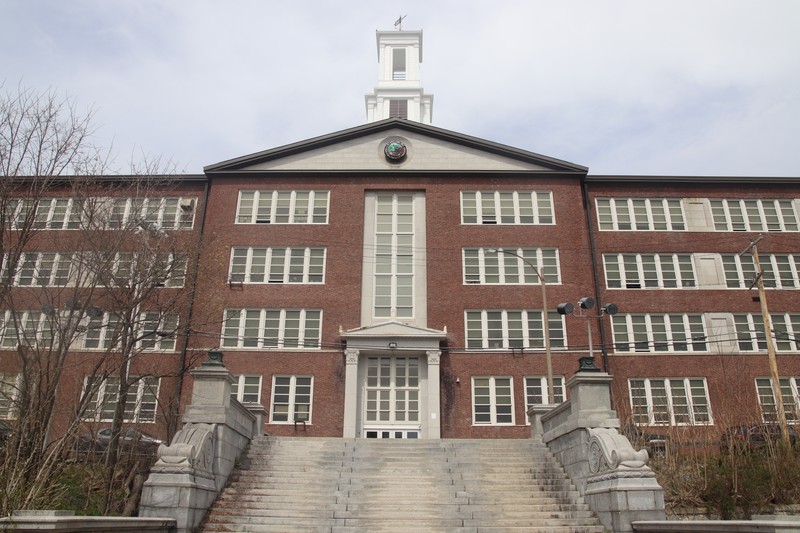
[384,140,407,162]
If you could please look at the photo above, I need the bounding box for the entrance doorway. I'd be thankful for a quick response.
[363,355,420,438]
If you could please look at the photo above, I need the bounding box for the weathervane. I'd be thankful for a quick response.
[394,15,406,31]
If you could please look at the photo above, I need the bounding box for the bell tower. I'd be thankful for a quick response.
[365,29,433,124]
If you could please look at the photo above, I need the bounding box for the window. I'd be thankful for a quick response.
[710,199,798,232]
[84,376,160,423]
[756,377,799,423]
[603,253,695,289]
[231,375,262,404]
[389,99,408,118]
[82,312,120,350]
[525,376,565,410]
[101,252,186,288]
[465,310,566,350]
[373,193,415,319]
[0,311,55,348]
[392,48,406,80]
[270,376,313,423]
[229,247,325,284]
[29,198,82,230]
[13,252,73,287]
[0,373,20,419]
[734,313,800,352]
[629,378,712,426]
[472,377,514,425]
[221,309,322,349]
[722,254,800,289]
[236,190,329,224]
[596,198,685,231]
[138,312,178,351]
[107,197,195,230]
[461,191,554,225]
[611,314,707,353]
[463,248,560,285]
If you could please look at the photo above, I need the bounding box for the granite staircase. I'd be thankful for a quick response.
[199,436,605,533]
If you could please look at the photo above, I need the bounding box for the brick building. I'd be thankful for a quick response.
[2,29,799,444]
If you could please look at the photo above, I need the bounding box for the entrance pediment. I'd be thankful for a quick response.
[340,320,446,352]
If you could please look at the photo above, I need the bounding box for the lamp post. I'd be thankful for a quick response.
[557,297,618,372]
[487,248,554,405]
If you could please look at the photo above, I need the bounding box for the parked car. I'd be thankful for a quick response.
[76,428,163,455]
[720,424,797,452]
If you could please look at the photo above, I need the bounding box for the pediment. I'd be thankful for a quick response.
[205,119,586,175]
[340,320,447,340]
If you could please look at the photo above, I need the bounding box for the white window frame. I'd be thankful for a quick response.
[231,375,262,404]
[83,375,160,423]
[270,375,313,424]
[29,198,83,230]
[82,312,121,350]
[13,252,73,287]
[465,309,566,350]
[0,310,55,348]
[138,312,179,351]
[603,253,696,289]
[229,247,326,284]
[629,377,713,426]
[235,190,329,225]
[0,373,20,419]
[472,376,515,425]
[722,254,800,289]
[710,199,799,232]
[373,193,415,320]
[524,375,565,414]
[755,377,800,423]
[611,314,708,353]
[461,191,554,225]
[221,308,322,350]
[734,313,800,352]
[596,198,686,231]
[462,247,560,285]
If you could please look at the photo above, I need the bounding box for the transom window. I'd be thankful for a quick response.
[83,376,160,423]
[461,191,554,225]
[229,247,325,284]
[472,376,514,425]
[629,377,712,426]
[463,248,560,285]
[710,199,798,232]
[236,190,329,224]
[756,377,800,422]
[603,253,695,289]
[596,198,685,231]
[722,254,800,289]
[611,314,707,353]
[270,376,313,424]
[525,376,565,410]
[465,310,566,350]
[734,313,800,352]
[222,309,322,349]
[231,375,262,404]
[0,373,19,419]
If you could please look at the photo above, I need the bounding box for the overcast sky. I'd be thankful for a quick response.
[3,1,799,176]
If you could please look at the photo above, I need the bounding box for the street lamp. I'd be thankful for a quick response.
[487,248,554,405]
[557,297,618,372]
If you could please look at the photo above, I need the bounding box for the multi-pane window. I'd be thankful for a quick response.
[734,313,800,352]
[472,377,514,425]
[596,198,685,231]
[603,253,696,289]
[722,254,800,289]
[629,378,712,426]
[221,309,322,349]
[0,373,19,419]
[82,312,120,350]
[270,376,313,423]
[231,375,262,404]
[465,310,566,350]
[525,376,565,410]
[30,198,83,230]
[461,191,554,225]
[229,247,325,284]
[462,248,560,285]
[236,190,329,224]
[611,314,707,353]
[139,312,178,351]
[109,197,195,230]
[83,376,160,423]
[103,252,187,288]
[710,199,799,232]
[756,377,800,423]
[0,311,56,348]
[373,194,415,319]
[365,356,420,425]
[13,252,73,287]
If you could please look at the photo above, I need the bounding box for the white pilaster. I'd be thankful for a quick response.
[343,348,360,438]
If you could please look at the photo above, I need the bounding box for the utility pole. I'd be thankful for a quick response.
[741,234,790,443]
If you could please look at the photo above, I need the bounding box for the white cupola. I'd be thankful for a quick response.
[365,29,433,124]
